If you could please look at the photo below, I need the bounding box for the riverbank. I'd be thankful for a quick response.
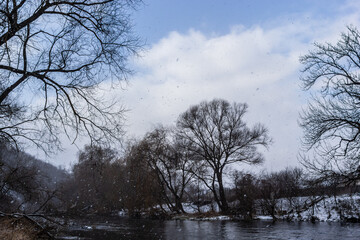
[161,194,360,223]
[2,194,359,239]
[0,215,52,240]
[46,216,360,240]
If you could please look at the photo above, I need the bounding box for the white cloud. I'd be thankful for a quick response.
[120,11,360,171]
[45,1,360,171]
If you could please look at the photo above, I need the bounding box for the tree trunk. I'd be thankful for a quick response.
[210,173,222,211]
[217,172,229,213]
[175,196,186,213]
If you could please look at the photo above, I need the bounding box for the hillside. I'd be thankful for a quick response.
[0,144,69,213]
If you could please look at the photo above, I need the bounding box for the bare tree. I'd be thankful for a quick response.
[176,99,271,212]
[0,0,140,152]
[71,145,120,213]
[300,26,360,185]
[122,140,164,216]
[138,126,196,214]
[257,172,280,220]
[275,168,304,211]
[0,143,63,213]
[232,171,257,219]
[0,154,39,212]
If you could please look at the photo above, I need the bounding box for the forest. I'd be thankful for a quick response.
[1,99,360,223]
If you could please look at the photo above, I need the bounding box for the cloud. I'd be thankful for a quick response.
[43,0,360,171]
[120,9,360,171]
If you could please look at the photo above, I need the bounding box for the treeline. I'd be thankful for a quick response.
[61,98,272,215]
[59,143,358,218]
[1,141,358,219]
[1,98,359,219]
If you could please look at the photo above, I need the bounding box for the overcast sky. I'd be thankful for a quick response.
[47,0,360,171]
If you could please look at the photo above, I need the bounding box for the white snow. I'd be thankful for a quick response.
[255,215,273,220]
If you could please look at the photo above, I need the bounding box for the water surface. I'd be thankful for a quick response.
[55,216,360,240]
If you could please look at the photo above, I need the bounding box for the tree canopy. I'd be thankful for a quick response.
[176,99,270,212]
[300,26,360,184]
[0,0,140,152]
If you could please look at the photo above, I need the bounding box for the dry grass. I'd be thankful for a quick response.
[0,216,51,240]
[172,211,226,220]
[187,211,223,218]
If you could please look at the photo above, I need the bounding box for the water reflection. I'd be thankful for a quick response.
[163,220,360,240]
[56,217,360,240]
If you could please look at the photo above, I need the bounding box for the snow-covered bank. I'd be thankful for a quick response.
[115,194,360,222]
[172,213,232,221]
[163,194,360,222]
[271,194,360,222]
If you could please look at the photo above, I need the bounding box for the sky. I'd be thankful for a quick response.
[46,0,360,171]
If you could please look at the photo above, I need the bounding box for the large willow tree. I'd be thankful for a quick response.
[176,99,270,212]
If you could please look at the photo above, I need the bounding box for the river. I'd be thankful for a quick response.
[54,216,360,240]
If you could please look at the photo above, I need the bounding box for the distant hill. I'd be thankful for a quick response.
[0,143,69,213]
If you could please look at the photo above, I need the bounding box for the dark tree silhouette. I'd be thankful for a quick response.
[0,143,66,213]
[122,140,164,216]
[232,171,258,219]
[176,99,270,212]
[71,145,120,213]
[137,126,196,213]
[0,0,140,152]
[300,26,360,185]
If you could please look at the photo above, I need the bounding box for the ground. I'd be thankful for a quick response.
[0,216,51,240]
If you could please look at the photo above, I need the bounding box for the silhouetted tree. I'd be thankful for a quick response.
[138,127,196,213]
[176,99,271,212]
[122,140,164,216]
[0,143,64,213]
[232,171,258,219]
[0,0,140,152]
[258,172,281,219]
[300,26,360,185]
[71,145,121,213]
[275,167,304,212]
